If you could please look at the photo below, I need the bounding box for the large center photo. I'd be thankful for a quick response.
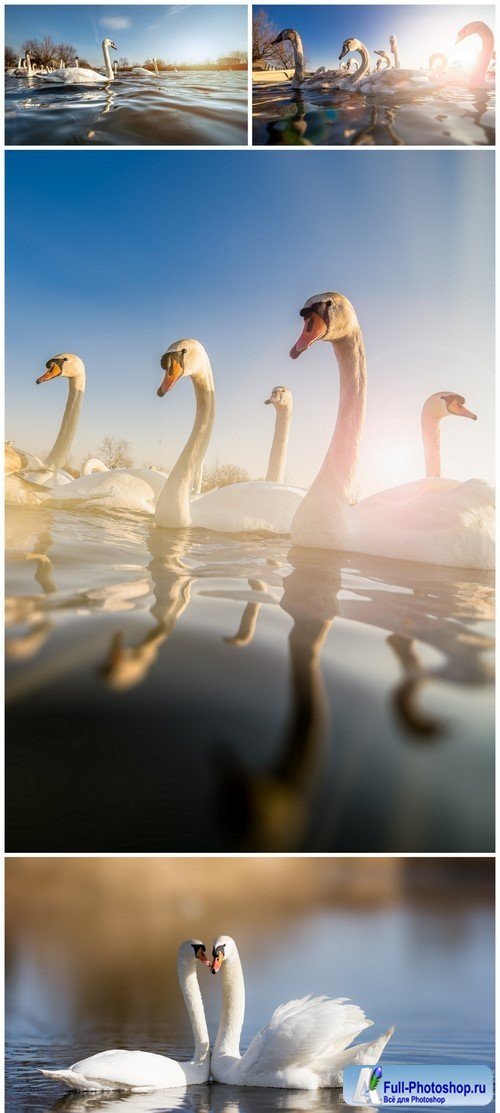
[5,147,494,854]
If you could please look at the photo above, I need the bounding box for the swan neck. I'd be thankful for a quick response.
[179,963,210,1063]
[470,25,493,84]
[422,413,441,478]
[291,33,305,83]
[214,951,245,1059]
[44,372,85,471]
[103,41,113,79]
[354,44,370,79]
[309,328,366,502]
[155,360,215,528]
[266,406,292,483]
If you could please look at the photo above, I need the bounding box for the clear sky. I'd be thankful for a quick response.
[5,5,247,66]
[257,5,494,72]
[6,150,494,495]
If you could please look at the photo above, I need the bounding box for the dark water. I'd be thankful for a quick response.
[5,506,494,852]
[252,82,495,145]
[5,906,494,1111]
[5,71,247,146]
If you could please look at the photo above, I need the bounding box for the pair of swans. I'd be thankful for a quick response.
[42,935,393,1092]
[39,39,117,85]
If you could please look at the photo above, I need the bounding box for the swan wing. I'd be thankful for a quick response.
[240,996,372,1078]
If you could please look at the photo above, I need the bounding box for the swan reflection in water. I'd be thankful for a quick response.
[51,1081,348,1112]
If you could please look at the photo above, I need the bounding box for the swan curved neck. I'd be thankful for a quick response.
[178,962,210,1063]
[469,23,494,85]
[354,44,370,79]
[44,371,86,471]
[214,951,245,1059]
[310,328,366,502]
[421,413,441,478]
[155,358,215,527]
[266,406,292,483]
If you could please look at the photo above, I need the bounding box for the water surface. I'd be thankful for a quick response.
[5,905,494,1112]
[5,506,494,852]
[5,71,247,146]
[252,83,495,145]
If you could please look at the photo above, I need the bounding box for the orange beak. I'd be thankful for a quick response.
[211,954,223,974]
[157,357,184,397]
[36,362,62,384]
[453,401,477,420]
[196,950,212,968]
[290,311,327,359]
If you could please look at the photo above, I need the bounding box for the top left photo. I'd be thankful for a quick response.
[5,3,249,146]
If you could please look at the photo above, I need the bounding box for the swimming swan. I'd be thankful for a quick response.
[41,39,117,84]
[440,21,495,89]
[209,935,394,1089]
[6,353,86,494]
[340,39,440,96]
[40,940,211,1092]
[288,292,494,569]
[154,340,304,534]
[270,29,346,89]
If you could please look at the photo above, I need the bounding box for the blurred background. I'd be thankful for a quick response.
[6,857,494,1111]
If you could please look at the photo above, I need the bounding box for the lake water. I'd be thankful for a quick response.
[252,83,495,146]
[5,905,494,1112]
[5,506,494,852]
[5,71,247,146]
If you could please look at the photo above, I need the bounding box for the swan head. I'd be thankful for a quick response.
[102,38,117,50]
[271,29,299,46]
[423,392,477,422]
[339,38,362,61]
[265,385,293,410]
[36,353,85,385]
[290,292,358,358]
[157,338,209,397]
[210,934,237,974]
[178,940,212,969]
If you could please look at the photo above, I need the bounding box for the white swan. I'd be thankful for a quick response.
[8,353,86,491]
[40,940,211,1092]
[264,385,293,483]
[390,34,400,69]
[82,457,169,490]
[155,340,304,534]
[6,57,22,75]
[339,39,440,96]
[429,52,448,74]
[17,52,34,78]
[440,21,495,89]
[375,50,392,71]
[40,39,117,85]
[289,292,494,570]
[209,935,394,1090]
[131,61,158,76]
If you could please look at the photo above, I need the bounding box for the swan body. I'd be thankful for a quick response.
[210,936,394,1090]
[338,39,440,96]
[154,340,304,534]
[41,941,211,1093]
[40,39,117,84]
[48,468,166,514]
[375,50,392,70]
[429,52,448,74]
[289,292,494,570]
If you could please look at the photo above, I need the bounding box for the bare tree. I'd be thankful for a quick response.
[55,41,77,65]
[95,435,135,470]
[117,57,130,70]
[217,49,248,67]
[5,46,17,68]
[22,36,59,67]
[202,459,250,491]
[252,9,297,68]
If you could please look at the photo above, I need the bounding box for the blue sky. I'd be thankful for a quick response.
[257,5,494,72]
[5,5,247,66]
[6,150,494,494]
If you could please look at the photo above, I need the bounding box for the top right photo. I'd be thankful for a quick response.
[252,4,495,145]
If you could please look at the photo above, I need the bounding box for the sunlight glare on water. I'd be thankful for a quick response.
[5,505,494,853]
[5,71,248,146]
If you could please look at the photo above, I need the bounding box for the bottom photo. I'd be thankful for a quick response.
[5,856,494,1111]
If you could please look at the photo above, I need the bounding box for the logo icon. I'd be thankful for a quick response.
[352,1066,383,1104]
